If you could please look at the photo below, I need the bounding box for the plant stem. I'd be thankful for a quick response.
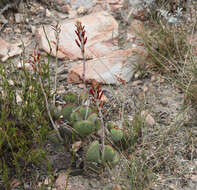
[81,42,87,105]
[38,76,63,142]
[98,105,105,160]
[53,22,60,105]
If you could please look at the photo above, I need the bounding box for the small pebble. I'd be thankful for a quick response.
[46,9,52,17]
[15,13,23,23]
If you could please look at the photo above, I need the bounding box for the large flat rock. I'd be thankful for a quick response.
[36,10,148,84]
[68,47,147,84]
[0,37,22,62]
[36,11,118,60]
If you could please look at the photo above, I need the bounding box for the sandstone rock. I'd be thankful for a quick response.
[45,8,52,17]
[77,6,87,15]
[90,3,104,13]
[0,14,8,24]
[112,184,122,190]
[36,11,118,60]
[55,172,68,190]
[70,0,96,9]
[61,4,71,13]
[68,8,78,18]
[97,0,124,12]
[0,37,22,62]
[36,10,147,85]
[68,47,147,84]
[15,13,23,23]
[141,110,155,126]
[54,0,70,13]
[56,0,70,5]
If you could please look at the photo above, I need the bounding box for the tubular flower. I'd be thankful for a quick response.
[89,81,104,108]
[75,21,87,52]
[29,47,41,74]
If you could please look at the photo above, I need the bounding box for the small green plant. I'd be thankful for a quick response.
[87,113,101,130]
[61,104,77,121]
[63,91,78,104]
[103,145,116,162]
[70,110,83,125]
[110,128,124,142]
[85,142,119,166]
[86,141,101,163]
[78,106,92,119]
[0,47,52,186]
[73,120,95,137]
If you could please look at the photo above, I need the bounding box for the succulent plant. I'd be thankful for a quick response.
[63,91,78,104]
[73,120,94,137]
[104,145,116,162]
[86,140,101,163]
[110,128,123,142]
[87,113,101,130]
[69,106,100,134]
[78,106,92,119]
[70,111,83,125]
[110,151,120,166]
[85,142,120,166]
[87,112,97,122]
[61,104,77,121]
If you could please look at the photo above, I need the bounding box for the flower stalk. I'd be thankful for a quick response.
[75,21,87,104]
[51,22,61,105]
[89,82,105,160]
[29,47,63,142]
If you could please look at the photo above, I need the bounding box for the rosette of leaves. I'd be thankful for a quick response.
[63,91,78,104]
[110,128,124,142]
[69,105,93,125]
[73,120,95,137]
[110,151,120,166]
[61,104,77,121]
[103,145,116,162]
[78,106,92,119]
[70,111,82,125]
[86,140,101,163]
[85,142,119,166]
[87,113,101,131]
[104,145,120,165]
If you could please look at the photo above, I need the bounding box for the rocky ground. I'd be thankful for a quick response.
[0,0,197,190]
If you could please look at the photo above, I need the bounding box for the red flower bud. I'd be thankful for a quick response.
[82,31,85,37]
[75,39,81,48]
[75,30,79,36]
[84,37,87,44]
[99,90,104,100]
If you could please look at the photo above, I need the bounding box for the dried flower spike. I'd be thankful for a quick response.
[29,47,41,74]
[75,21,87,51]
[74,21,88,104]
[89,81,104,107]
